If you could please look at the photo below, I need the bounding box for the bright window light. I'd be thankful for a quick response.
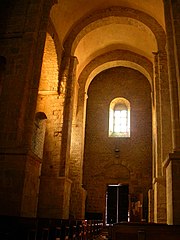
[109,98,130,137]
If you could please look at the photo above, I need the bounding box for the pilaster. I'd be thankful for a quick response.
[148,189,154,222]
[152,52,162,177]
[153,177,167,223]
[38,177,72,219]
[0,0,53,217]
[163,0,180,152]
[69,89,88,218]
[0,150,41,217]
[59,54,78,177]
[163,151,180,224]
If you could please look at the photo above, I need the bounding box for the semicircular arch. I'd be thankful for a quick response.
[78,49,153,93]
[64,6,166,54]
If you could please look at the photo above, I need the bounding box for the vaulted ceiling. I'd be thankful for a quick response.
[50,0,165,89]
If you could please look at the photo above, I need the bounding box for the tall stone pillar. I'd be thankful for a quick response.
[164,0,180,152]
[163,0,180,224]
[148,189,154,222]
[152,52,162,178]
[152,52,167,223]
[37,54,78,219]
[153,178,166,223]
[164,152,180,224]
[69,88,87,219]
[59,54,78,177]
[0,0,55,217]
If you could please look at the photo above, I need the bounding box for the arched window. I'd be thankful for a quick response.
[109,97,130,137]
[32,112,47,158]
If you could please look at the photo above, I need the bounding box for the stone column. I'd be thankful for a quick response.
[158,51,172,160]
[152,52,162,178]
[163,0,180,224]
[148,189,154,222]
[153,178,166,223]
[59,51,88,219]
[37,54,77,219]
[164,152,180,224]
[163,0,180,152]
[152,52,168,223]
[0,0,55,217]
[69,88,88,219]
[59,54,78,177]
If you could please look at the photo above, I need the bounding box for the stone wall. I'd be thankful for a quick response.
[0,0,54,217]
[83,66,152,219]
[0,151,41,217]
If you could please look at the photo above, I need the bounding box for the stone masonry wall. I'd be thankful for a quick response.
[36,94,63,177]
[83,66,152,220]
[0,0,54,217]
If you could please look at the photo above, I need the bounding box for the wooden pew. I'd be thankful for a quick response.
[0,215,103,240]
[112,222,180,240]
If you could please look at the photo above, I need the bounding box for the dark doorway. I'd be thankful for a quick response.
[106,184,129,224]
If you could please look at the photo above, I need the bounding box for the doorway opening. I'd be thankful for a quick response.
[105,184,129,224]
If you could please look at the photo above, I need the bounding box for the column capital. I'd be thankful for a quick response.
[152,51,159,56]
[153,176,166,185]
[163,151,180,169]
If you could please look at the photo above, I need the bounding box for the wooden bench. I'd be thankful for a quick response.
[112,222,180,240]
[0,215,103,240]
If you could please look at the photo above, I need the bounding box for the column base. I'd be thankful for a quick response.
[164,151,180,224]
[153,177,167,223]
[70,183,87,219]
[0,150,41,217]
[37,176,72,219]
[148,188,154,222]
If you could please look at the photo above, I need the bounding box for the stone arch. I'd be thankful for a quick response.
[78,49,153,95]
[39,32,59,93]
[47,19,63,67]
[63,6,166,54]
[73,51,153,164]
[73,49,153,161]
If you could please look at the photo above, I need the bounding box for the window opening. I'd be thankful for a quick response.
[32,112,47,158]
[109,97,130,137]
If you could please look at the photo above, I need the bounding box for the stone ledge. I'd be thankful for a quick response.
[163,151,180,170]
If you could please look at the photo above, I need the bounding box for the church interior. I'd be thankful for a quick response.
[0,0,180,239]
